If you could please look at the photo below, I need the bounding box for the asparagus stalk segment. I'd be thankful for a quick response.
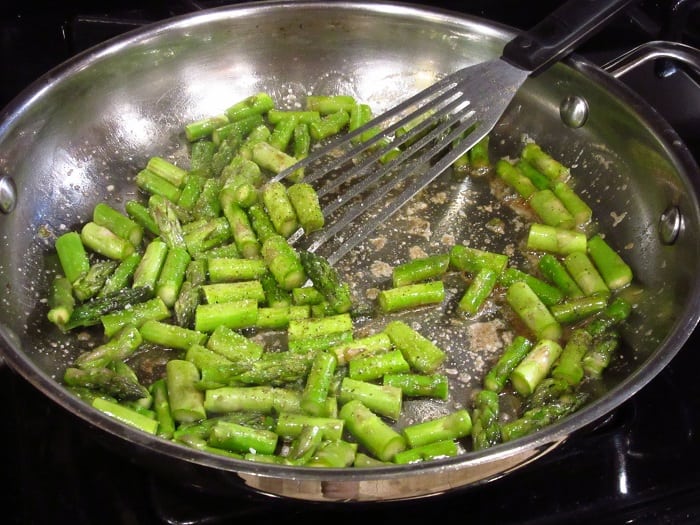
[402,409,472,448]
[339,399,407,462]
[384,320,446,374]
[586,234,633,290]
[506,281,562,341]
[299,250,352,314]
[55,231,90,283]
[510,339,564,397]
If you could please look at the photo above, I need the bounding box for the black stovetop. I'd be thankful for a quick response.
[1,1,700,524]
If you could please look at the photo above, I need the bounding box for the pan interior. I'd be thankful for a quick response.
[0,0,698,495]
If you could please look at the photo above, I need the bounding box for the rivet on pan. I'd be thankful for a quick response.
[559,95,589,128]
[659,205,682,245]
[0,175,17,214]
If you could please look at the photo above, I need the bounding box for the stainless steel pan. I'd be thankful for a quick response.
[1,0,700,502]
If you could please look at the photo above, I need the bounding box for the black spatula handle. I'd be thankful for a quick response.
[502,0,637,75]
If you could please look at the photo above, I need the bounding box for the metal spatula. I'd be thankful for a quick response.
[272,0,636,264]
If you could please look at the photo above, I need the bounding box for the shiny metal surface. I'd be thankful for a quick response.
[1,1,700,502]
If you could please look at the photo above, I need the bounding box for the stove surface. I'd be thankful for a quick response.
[1,1,700,523]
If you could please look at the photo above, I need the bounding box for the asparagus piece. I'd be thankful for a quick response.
[247,203,278,245]
[292,286,325,306]
[449,244,509,274]
[586,234,633,290]
[173,280,201,329]
[81,222,136,260]
[510,338,564,397]
[459,268,498,315]
[287,182,325,233]
[222,201,260,259]
[99,252,142,297]
[184,216,232,257]
[262,235,306,291]
[261,181,299,237]
[133,239,168,292]
[155,246,191,307]
[378,281,445,313]
[339,399,407,462]
[551,328,593,386]
[468,134,490,169]
[383,373,449,400]
[208,420,278,456]
[92,397,159,435]
[471,389,501,450]
[276,412,344,441]
[204,385,284,414]
[529,189,576,229]
[483,335,533,393]
[287,329,352,354]
[537,253,584,299]
[495,158,537,198]
[187,344,246,389]
[498,267,564,307]
[126,199,159,235]
[74,325,143,370]
[392,253,450,287]
[301,351,337,416]
[148,195,186,250]
[500,391,587,442]
[331,332,393,366]
[55,231,90,283]
[515,159,551,190]
[306,94,356,114]
[47,275,75,328]
[348,349,411,382]
[72,259,119,302]
[582,332,620,378]
[402,409,472,448]
[194,299,258,332]
[64,366,149,401]
[234,351,314,386]
[184,114,229,142]
[224,92,275,121]
[339,377,402,420]
[384,320,446,374]
[285,424,323,463]
[586,296,632,336]
[149,378,176,439]
[306,440,358,468]
[551,181,592,226]
[201,281,266,304]
[190,140,216,176]
[309,110,350,141]
[549,294,609,324]
[146,156,187,188]
[101,297,171,337]
[259,270,292,308]
[166,359,206,423]
[393,439,460,464]
[563,251,610,297]
[64,286,152,330]
[194,178,223,221]
[287,313,353,341]
[177,170,206,211]
[299,250,352,314]
[139,319,206,350]
[505,281,562,341]
[135,168,181,203]
[526,223,587,255]
[207,257,267,283]
[521,142,570,181]
[93,202,143,247]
